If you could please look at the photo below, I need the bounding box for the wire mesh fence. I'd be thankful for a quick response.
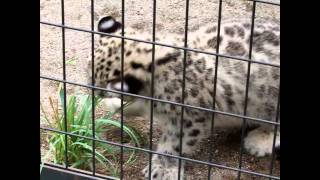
[40,0,280,179]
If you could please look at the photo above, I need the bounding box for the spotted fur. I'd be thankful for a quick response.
[87,16,280,179]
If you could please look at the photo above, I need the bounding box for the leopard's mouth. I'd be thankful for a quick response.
[107,80,130,93]
[106,75,144,96]
[97,80,129,99]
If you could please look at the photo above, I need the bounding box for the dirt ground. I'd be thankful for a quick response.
[40,0,280,179]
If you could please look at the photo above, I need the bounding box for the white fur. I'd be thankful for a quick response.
[101,98,122,112]
[244,127,280,157]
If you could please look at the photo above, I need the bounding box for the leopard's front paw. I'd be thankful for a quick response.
[244,128,280,157]
[142,163,183,180]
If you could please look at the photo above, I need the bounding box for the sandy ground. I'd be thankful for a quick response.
[40,0,280,179]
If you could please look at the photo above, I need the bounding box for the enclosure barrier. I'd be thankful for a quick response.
[40,0,280,179]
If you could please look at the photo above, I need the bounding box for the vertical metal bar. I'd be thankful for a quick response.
[40,23,42,167]
[178,0,189,179]
[120,0,125,179]
[40,135,42,165]
[269,85,280,178]
[61,0,68,169]
[148,0,157,179]
[207,0,223,179]
[90,0,96,176]
[237,1,256,179]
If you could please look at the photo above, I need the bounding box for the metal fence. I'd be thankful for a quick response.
[40,0,280,179]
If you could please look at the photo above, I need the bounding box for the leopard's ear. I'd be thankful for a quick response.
[98,16,122,34]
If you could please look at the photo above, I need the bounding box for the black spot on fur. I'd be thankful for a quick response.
[184,91,189,99]
[265,102,276,117]
[105,67,110,71]
[271,68,280,80]
[101,59,105,63]
[173,62,183,75]
[170,104,176,111]
[186,58,193,66]
[136,48,141,53]
[115,56,120,61]
[206,26,217,33]
[189,129,200,137]
[226,41,246,56]
[162,71,169,81]
[156,51,181,66]
[108,48,112,57]
[207,36,223,48]
[222,84,233,96]
[258,67,268,79]
[252,30,280,50]
[153,173,158,178]
[185,120,193,128]
[226,98,236,109]
[96,49,103,53]
[187,139,197,146]
[164,87,175,94]
[234,25,245,38]
[143,48,152,53]
[225,27,235,37]
[190,87,199,97]
[173,145,180,152]
[272,26,280,32]
[268,86,278,98]
[199,97,207,107]
[170,118,177,125]
[167,131,173,136]
[258,84,266,98]
[107,61,112,66]
[243,23,251,29]
[195,117,205,123]
[99,65,105,70]
[125,50,132,57]
[162,135,167,142]
[234,62,246,74]
[194,58,205,73]
[175,132,184,138]
[193,40,197,46]
[130,61,144,69]
[186,70,198,85]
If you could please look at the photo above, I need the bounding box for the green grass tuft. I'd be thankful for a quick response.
[40,84,144,177]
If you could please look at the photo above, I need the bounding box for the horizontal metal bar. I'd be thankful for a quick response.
[39,21,280,68]
[251,0,280,6]
[40,126,280,179]
[40,75,280,126]
[42,163,118,180]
